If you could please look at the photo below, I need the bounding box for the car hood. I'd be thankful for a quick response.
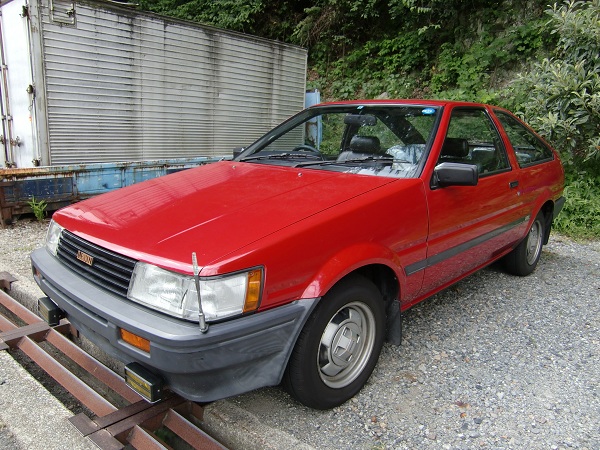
[54,161,396,273]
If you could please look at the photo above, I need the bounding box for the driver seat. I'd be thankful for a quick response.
[337,135,382,161]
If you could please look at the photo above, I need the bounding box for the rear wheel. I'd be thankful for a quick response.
[504,211,546,276]
[283,275,385,409]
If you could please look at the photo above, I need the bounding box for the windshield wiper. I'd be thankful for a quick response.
[241,153,323,162]
[340,155,396,163]
[295,155,411,167]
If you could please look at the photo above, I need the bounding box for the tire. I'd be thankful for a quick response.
[504,211,546,276]
[283,274,385,409]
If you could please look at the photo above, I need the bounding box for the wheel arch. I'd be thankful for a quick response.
[346,265,402,345]
[303,252,402,345]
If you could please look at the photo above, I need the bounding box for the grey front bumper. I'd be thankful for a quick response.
[31,248,318,402]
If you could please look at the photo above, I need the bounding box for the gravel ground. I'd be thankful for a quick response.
[0,418,20,450]
[1,217,599,450]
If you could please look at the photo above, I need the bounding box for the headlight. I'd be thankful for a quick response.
[46,220,64,256]
[127,262,263,322]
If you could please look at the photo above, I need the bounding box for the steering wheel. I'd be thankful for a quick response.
[292,144,321,154]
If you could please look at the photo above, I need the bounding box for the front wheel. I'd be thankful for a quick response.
[283,275,385,409]
[504,211,546,276]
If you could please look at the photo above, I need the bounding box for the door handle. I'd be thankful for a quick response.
[509,180,519,189]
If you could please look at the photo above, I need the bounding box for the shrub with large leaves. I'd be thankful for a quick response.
[511,1,600,237]
[515,0,600,166]
[553,172,600,238]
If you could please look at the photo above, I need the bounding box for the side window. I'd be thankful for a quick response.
[494,111,554,167]
[438,108,510,176]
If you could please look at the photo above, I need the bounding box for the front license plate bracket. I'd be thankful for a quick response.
[124,362,164,403]
[38,296,64,326]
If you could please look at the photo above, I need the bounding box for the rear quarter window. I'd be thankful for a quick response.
[494,111,554,167]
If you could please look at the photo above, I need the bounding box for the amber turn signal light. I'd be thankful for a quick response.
[120,328,151,353]
[243,269,263,313]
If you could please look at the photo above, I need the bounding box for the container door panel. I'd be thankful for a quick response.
[0,0,38,167]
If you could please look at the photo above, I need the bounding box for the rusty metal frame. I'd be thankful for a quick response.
[0,288,226,449]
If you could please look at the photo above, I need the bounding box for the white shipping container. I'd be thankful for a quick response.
[0,0,307,167]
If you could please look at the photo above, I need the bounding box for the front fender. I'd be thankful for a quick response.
[301,242,403,299]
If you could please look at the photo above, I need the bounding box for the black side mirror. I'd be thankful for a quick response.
[432,162,479,189]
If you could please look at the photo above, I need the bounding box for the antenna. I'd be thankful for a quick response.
[192,252,208,333]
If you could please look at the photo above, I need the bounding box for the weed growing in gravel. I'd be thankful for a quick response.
[28,196,47,222]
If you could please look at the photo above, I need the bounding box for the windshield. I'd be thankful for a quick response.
[238,104,440,178]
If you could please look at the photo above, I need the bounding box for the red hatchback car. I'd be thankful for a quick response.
[31,100,564,409]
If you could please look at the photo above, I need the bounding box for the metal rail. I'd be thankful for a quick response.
[0,287,226,449]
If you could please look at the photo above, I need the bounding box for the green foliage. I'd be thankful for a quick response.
[511,0,600,167]
[28,196,47,222]
[429,20,549,97]
[372,34,430,73]
[306,1,551,101]
[553,172,600,238]
[137,0,265,32]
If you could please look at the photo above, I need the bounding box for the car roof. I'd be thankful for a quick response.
[311,99,489,108]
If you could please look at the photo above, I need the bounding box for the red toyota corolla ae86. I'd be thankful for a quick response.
[31,100,564,409]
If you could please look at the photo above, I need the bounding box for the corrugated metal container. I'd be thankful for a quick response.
[1,0,307,167]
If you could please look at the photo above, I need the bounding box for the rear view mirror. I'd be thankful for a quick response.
[432,162,479,188]
[344,114,377,126]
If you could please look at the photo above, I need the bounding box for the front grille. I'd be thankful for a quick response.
[57,230,137,298]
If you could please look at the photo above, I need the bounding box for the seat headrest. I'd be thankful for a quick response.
[349,135,381,154]
[441,138,469,158]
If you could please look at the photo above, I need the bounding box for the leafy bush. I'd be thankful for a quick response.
[137,0,265,31]
[429,19,549,97]
[512,0,600,166]
[553,172,600,239]
[499,1,600,239]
